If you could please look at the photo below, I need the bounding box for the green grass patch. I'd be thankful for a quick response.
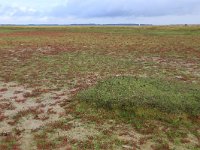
[6,52,136,87]
[77,76,200,116]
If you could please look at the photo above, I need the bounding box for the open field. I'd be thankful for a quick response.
[0,26,200,150]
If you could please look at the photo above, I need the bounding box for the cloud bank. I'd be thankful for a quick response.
[0,0,200,24]
[52,0,200,18]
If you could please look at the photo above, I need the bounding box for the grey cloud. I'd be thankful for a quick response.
[1,0,200,24]
[52,0,200,18]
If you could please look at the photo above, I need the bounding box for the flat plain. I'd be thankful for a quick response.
[0,26,200,149]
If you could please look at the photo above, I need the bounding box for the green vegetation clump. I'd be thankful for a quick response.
[77,76,200,116]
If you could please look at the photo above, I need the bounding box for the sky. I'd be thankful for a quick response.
[0,0,200,25]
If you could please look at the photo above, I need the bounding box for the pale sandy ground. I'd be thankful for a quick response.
[0,80,199,150]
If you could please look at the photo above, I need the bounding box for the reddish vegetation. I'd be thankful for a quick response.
[0,113,6,121]
[0,88,8,92]
[0,134,20,150]
[23,89,43,98]
[15,98,26,103]
[47,108,57,114]
[0,26,200,149]
[14,90,23,94]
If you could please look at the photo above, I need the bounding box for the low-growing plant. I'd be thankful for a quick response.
[77,76,200,116]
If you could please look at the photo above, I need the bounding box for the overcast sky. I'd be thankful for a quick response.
[0,0,200,24]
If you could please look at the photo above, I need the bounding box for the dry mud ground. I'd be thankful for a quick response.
[0,79,199,150]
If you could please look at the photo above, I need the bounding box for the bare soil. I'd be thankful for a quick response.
[0,79,199,149]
